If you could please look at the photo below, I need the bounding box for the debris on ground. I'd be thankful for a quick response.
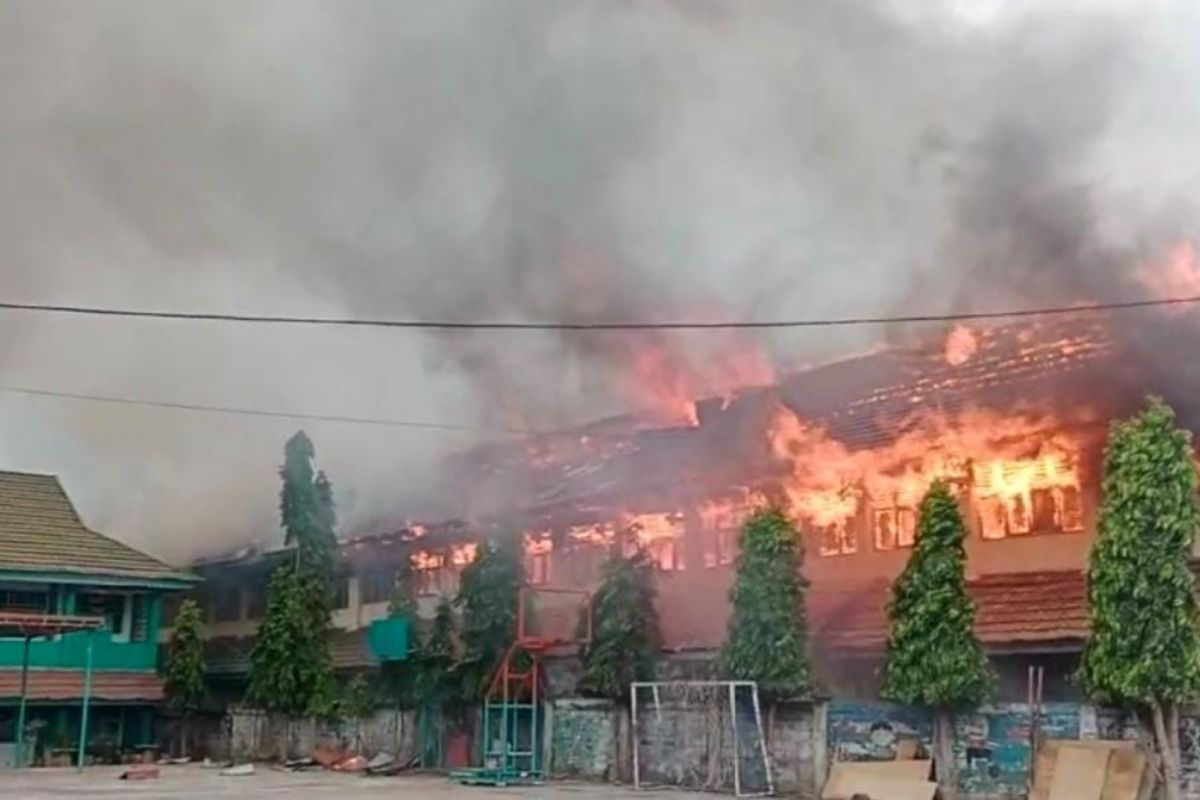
[311,746,345,769]
[220,763,256,777]
[284,756,319,771]
[119,765,160,781]
[365,753,420,777]
[365,752,394,771]
[331,754,368,772]
[156,756,191,765]
[202,757,233,769]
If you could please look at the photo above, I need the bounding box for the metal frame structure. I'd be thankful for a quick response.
[452,586,591,787]
[630,679,773,798]
[1,611,105,769]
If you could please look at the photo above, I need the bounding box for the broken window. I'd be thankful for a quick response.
[818,520,856,557]
[873,507,916,551]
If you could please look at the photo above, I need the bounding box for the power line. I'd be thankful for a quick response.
[0,294,1195,330]
[0,384,519,434]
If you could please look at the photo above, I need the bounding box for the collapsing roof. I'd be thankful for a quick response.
[434,317,1139,527]
[0,471,194,584]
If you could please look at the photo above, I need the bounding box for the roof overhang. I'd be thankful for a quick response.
[0,567,199,590]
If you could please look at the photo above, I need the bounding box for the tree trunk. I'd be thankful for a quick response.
[1151,700,1182,800]
[934,709,957,800]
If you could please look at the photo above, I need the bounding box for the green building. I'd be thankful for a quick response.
[0,471,195,766]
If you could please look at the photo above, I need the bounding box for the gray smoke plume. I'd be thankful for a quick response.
[0,0,1196,561]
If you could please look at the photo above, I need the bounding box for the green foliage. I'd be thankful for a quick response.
[163,599,206,718]
[456,539,524,701]
[247,431,340,716]
[247,564,337,716]
[579,552,660,701]
[882,481,989,709]
[280,431,337,579]
[722,507,812,699]
[343,674,373,720]
[1082,398,1200,705]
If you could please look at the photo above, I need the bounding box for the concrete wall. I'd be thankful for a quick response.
[222,708,418,763]
[549,694,820,795]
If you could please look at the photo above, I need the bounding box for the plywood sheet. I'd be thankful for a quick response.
[1048,745,1112,800]
[1101,747,1146,800]
[1035,739,1139,800]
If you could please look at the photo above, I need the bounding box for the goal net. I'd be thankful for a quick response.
[631,681,773,797]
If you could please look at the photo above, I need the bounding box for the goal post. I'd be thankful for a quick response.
[630,680,773,797]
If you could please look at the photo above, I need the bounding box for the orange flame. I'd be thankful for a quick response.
[944,325,979,366]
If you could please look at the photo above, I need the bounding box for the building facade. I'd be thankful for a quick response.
[0,471,195,765]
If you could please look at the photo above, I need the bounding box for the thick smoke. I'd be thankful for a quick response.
[0,0,1197,560]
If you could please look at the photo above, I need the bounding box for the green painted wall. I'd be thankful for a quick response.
[0,592,164,672]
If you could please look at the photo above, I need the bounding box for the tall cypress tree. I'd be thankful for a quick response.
[455,539,524,701]
[723,507,812,700]
[163,599,206,756]
[882,480,988,798]
[579,552,660,701]
[248,431,338,716]
[1081,399,1200,800]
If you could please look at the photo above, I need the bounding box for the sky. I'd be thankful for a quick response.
[1,0,1198,562]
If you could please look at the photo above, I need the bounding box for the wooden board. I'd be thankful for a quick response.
[1048,745,1112,800]
[1034,740,1139,800]
[1101,747,1146,800]
[823,760,934,799]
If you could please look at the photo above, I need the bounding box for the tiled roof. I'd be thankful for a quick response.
[0,669,164,701]
[0,471,190,583]
[812,569,1090,653]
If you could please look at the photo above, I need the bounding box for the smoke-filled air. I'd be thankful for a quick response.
[2,0,1199,561]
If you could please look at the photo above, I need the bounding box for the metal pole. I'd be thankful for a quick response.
[77,630,94,772]
[15,634,31,767]
[729,682,742,797]
[749,684,774,797]
[631,684,640,791]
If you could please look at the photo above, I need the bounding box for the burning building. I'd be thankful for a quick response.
[187,309,1200,700]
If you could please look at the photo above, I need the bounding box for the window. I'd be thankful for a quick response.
[0,588,51,612]
[331,576,350,610]
[817,520,857,557]
[524,537,553,586]
[873,507,916,551]
[974,453,1084,540]
[130,595,151,643]
[245,580,269,620]
[702,528,737,568]
[209,587,241,623]
[79,593,132,641]
[359,569,396,605]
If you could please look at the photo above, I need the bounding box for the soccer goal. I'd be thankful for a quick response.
[630,681,773,797]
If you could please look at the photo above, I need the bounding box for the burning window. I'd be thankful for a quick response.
[524,536,553,586]
[412,551,445,596]
[625,512,686,572]
[974,452,1083,539]
[873,507,916,551]
[817,519,857,557]
[699,496,752,568]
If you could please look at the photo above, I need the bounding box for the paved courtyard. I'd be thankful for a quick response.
[3,765,702,800]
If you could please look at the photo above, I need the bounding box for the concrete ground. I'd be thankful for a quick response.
[3,765,703,799]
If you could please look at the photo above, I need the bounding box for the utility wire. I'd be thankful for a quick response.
[0,294,1195,330]
[0,384,520,433]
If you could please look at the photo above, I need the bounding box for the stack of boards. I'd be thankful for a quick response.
[822,740,1146,800]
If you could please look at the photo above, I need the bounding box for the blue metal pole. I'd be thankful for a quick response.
[77,630,94,771]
